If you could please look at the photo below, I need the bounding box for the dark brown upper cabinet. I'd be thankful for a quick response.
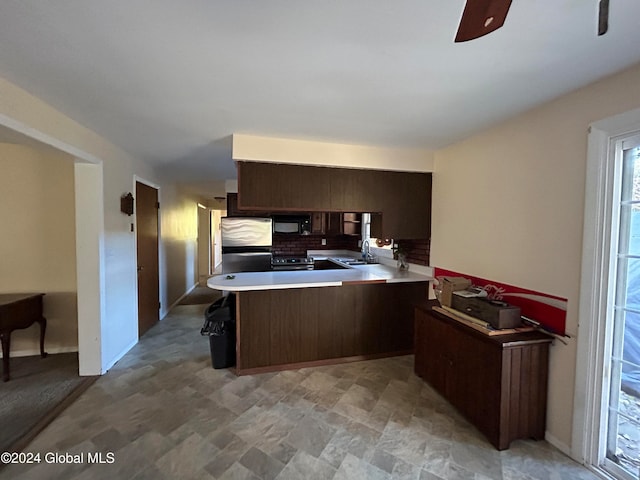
[326,212,342,236]
[226,193,269,217]
[331,168,383,213]
[238,162,331,211]
[370,171,432,240]
[236,161,431,239]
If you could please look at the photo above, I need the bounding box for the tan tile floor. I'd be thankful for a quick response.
[0,304,601,480]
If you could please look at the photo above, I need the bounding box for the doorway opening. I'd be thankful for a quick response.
[211,208,224,275]
[197,203,211,286]
[576,114,640,480]
[197,204,225,285]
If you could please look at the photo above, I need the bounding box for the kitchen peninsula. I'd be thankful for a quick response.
[207,260,432,375]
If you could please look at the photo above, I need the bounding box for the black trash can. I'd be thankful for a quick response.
[200,293,236,369]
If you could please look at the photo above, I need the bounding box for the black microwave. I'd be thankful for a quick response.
[272,215,311,234]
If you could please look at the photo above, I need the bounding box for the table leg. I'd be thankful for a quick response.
[1,333,10,382]
[38,316,48,358]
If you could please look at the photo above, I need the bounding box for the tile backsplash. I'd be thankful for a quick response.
[272,234,360,257]
[396,238,430,266]
[271,234,430,266]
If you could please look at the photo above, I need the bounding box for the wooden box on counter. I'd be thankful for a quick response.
[414,301,552,450]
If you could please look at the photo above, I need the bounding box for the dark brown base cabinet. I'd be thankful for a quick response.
[414,302,552,450]
[236,283,428,374]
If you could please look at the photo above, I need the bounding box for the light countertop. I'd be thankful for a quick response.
[207,259,433,292]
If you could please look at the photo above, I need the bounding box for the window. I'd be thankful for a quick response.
[361,213,394,260]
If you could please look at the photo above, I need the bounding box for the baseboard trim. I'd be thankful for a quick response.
[0,346,78,359]
[102,339,138,374]
[235,350,413,376]
[161,283,199,319]
[545,431,573,459]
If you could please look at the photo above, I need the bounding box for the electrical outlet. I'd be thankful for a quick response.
[321,238,326,246]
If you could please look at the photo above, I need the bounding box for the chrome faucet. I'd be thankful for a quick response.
[362,239,375,263]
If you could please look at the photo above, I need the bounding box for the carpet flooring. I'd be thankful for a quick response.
[0,352,96,454]
[179,286,222,306]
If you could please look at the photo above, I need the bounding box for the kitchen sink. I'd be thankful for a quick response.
[344,260,367,265]
[312,259,350,270]
[330,257,376,266]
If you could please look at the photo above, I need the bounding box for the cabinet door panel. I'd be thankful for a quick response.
[367,170,391,213]
[270,289,302,364]
[317,287,346,359]
[272,164,331,210]
[331,169,380,212]
[397,172,431,238]
[414,309,428,377]
[339,286,359,357]
[370,172,432,240]
[357,285,383,354]
[298,289,320,362]
[238,291,272,368]
[237,162,278,210]
[326,212,343,235]
[238,162,332,211]
[417,309,449,394]
[385,284,421,351]
[450,330,501,437]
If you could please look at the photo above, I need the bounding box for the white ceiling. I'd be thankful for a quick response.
[1,0,639,198]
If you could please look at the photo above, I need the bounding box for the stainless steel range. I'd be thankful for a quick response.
[271,257,314,271]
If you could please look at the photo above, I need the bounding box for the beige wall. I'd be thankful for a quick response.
[431,62,640,449]
[160,184,199,314]
[0,143,78,356]
[233,133,435,172]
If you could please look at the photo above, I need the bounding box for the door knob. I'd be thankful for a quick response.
[137,266,144,272]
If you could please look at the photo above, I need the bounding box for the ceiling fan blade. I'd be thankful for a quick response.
[598,0,609,36]
[455,0,513,42]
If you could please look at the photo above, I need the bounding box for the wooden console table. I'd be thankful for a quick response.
[0,293,47,382]
[415,301,552,450]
